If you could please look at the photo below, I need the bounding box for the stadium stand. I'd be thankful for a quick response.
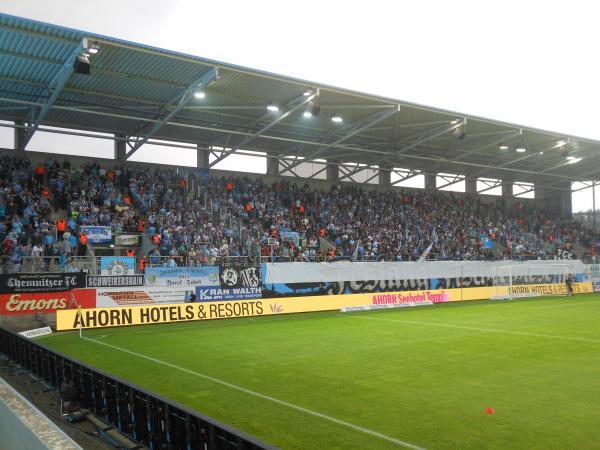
[0,153,595,274]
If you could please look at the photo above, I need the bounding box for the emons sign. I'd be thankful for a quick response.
[0,290,96,315]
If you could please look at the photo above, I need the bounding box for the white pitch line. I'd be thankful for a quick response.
[345,315,600,344]
[82,337,425,450]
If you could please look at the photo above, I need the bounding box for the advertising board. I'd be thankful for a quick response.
[1,289,96,315]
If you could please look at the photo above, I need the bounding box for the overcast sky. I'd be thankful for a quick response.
[1,0,599,210]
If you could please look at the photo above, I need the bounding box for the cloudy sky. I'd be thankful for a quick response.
[1,0,599,210]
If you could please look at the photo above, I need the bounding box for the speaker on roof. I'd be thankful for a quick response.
[73,54,91,75]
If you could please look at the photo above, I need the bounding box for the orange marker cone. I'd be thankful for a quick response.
[485,407,495,414]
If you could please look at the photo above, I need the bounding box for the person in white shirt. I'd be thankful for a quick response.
[31,244,42,271]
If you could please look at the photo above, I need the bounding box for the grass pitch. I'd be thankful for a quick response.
[41,294,600,449]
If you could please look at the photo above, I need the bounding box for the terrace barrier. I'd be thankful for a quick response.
[0,327,274,450]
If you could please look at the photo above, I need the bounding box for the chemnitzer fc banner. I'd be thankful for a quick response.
[0,273,86,294]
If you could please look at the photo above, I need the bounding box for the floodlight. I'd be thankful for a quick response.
[452,127,466,140]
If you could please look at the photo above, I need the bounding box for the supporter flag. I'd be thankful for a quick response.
[417,242,434,262]
[418,225,437,262]
[482,237,494,249]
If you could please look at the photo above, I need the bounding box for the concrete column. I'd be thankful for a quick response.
[536,182,571,218]
[465,177,477,195]
[326,161,339,182]
[14,121,26,153]
[379,164,391,186]
[197,144,209,169]
[425,173,436,191]
[266,155,279,176]
[502,181,513,209]
[114,134,126,161]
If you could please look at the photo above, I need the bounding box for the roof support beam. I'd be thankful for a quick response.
[476,179,503,194]
[342,120,468,180]
[124,67,218,160]
[362,169,381,185]
[338,165,358,183]
[18,40,84,150]
[454,130,520,161]
[337,164,371,182]
[208,90,319,167]
[278,158,301,178]
[0,96,579,182]
[436,174,465,191]
[283,105,400,173]
[571,181,596,193]
[396,119,466,156]
[391,170,422,186]
[307,164,328,179]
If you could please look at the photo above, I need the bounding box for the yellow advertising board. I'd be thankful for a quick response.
[55,282,593,330]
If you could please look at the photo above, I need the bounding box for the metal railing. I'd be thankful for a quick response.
[1,256,97,274]
[0,326,273,450]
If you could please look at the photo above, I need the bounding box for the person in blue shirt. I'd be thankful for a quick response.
[58,251,68,272]
[69,233,78,250]
[11,245,24,273]
[43,231,55,253]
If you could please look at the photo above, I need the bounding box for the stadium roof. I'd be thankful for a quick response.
[0,13,596,190]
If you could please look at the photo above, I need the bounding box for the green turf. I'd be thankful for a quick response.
[40,294,600,449]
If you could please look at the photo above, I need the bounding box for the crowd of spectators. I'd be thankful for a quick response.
[0,155,596,272]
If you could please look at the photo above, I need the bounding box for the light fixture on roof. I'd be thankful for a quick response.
[331,113,343,123]
[539,151,544,155]
[566,155,576,160]
[567,157,582,164]
[194,91,206,99]
[267,102,280,112]
[303,101,320,118]
[303,89,313,97]
[499,145,509,150]
[555,139,568,148]
[516,147,526,153]
[87,46,99,55]
[452,126,466,140]
[451,119,460,124]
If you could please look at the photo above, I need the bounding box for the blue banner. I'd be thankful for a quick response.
[101,256,135,275]
[195,286,262,301]
[482,237,494,249]
[81,226,112,244]
[145,266,219,287]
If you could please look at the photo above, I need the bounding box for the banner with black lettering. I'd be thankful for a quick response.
[219,264,262,289]
[0,273,86,294]
[86,275,145,288]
